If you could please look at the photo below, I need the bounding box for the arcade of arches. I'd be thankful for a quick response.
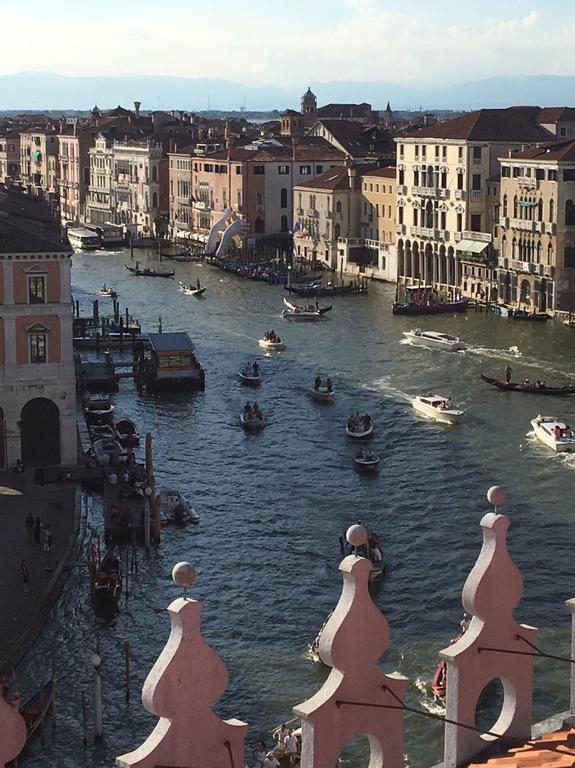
[397,239,463,289]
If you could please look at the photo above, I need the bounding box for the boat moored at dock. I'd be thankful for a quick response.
[134,332,205,392]
[530,415,575,453]
[412,395,464,425]
[403,329,465,352]
[160,489,199,525]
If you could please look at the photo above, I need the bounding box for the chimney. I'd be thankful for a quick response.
[292,135,299,161]
[134,101,141,117]
[347,163,356,188]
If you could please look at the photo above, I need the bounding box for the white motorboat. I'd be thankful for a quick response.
[309,386,335,403]
[240,411,268,431]
[403,329,465,352]
[412,395,464,425]
[530,415,575,453]
[67,227,100,251]
[98,285,118,298]
[159,488,200,525]
[238,366,261,387]
[353,450,380,472]
[258,337,285,351]
[282,307,322,321]
[345,414,374,439]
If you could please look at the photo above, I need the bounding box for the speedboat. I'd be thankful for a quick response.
[115,417,140,447]
[309,384,335,403]
[353,450,380,472]
[159,488,199,525]
[530,415,575,453]
[403,329,465,352]
[258,336,285,351]
[412,395,464,425]
[179,281,206,297]
[238,365,261,387]
[345,414,373,439]
[240,410,268,431]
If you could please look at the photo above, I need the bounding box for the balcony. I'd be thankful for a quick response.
[307,208,317,217]
[470,190,482,200]
[455,190,466,200]
[544,265,555,278]
[518,177,537,190]
[395,224,406,235]
[437,189,450,199]
[338,237,363,246]
[410,226,435,238]
[546,222,556,235]
[436,230,449,241]
[510,259,530,273]
[500,217,510,228]
[296,207,304,215]
[326,211,332,219]
[462,230,492,243]
[412,185,436,196]
[365,238,380,248]
[509,218,536,232]
[396,184,407,195]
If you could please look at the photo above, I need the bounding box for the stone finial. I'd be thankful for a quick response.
[0,695,27,768]
[441,503,538,768]
[293,552,408,768]
[116,566,247,768]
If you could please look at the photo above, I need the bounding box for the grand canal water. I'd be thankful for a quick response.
[17,249,575,767]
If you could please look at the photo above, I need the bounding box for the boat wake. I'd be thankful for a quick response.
[414,677,445,715]
[466,345,523,361]
[363,378,412,404]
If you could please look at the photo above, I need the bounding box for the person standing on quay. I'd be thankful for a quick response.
[25,512,35,544]
[33,517,42,545]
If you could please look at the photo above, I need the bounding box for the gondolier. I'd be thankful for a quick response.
[505,364,512,384]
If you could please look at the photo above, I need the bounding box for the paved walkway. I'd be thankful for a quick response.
[0,471,80,674]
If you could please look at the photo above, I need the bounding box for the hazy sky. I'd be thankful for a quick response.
[1,0,574,85]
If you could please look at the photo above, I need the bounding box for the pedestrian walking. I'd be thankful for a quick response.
[25,512,35,544]
[44,525,53,571]
[33,517,42,545]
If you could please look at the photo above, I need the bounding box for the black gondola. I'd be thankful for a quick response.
[480,374,575,395]
[125,265,175,278]
[392,298,468,315]
[508,309,551,321]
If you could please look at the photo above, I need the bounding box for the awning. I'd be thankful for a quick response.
[456,239,489,253]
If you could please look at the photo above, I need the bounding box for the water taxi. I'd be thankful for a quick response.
[412,395,464,425]
[67,227,100,251]
[530,415,575,453]
[403,329,465,352]
[258,331,285,351]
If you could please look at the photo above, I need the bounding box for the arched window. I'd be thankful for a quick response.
[513,196,518,218]
[520,279,531,303]
[536,241,542,262]
[152,165,157,182]
[501,235,507,258]
[566,199,575,225]
[425,200,434,229]
[152,192,158,208]
[336,200,342,213]
[503,194,508,217]
[512,237,517,258]
[254,217,264,234]
[547,242,553,265]
[280,214,288,232]
[335,223,341,239]
[256,192,264,210]
[518,238,524,259]
[537,198,543,222]
[280,187,288,209]
[549,197,555,222]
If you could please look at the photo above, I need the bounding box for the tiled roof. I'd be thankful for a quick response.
[0,188,72,254]
[538,107,575,124]
[405,107,553,142]
[361,166,396,179]
[294,165,363,191]
[202,137,345,163]
[317,103,373,119]
[507,138,575,162]
[469,726,575,768]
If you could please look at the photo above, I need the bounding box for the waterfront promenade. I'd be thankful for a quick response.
[0,471,81,675]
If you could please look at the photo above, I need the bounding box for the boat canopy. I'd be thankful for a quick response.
[148,332,195,353]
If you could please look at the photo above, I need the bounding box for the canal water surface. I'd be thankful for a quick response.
[18,249,575,767]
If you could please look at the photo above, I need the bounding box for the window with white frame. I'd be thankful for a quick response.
[29,332,47,363]
[28,274,46,304]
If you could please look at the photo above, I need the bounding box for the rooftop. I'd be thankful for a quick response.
[361,166,396,180]
[0,188,71,254]
[148,332,195,352]
[507,137,575,162]
[405,107,553,142]
[294,164,364,191]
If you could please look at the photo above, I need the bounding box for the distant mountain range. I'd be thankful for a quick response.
[1,72,575,112]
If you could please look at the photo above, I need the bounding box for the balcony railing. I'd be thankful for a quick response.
[396,184,407,195]
[518,177,537,189]
[410,226,435,238]
[455,190,466,200]
[412,185,436,196]
[470,190,482,200]
[544,265,555,278]
[395,224,406,235]
[546,223,556,235]
[509,218,537,232]
[462,230,492,243]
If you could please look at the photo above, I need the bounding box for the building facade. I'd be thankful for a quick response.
[111,139,165,232]
[395,108,553,301]
[58,123,92,223]
[0,133,20,183]
[19,129,59,197]
[497,139,575,316]
[168,147,194,240]
[0,190,76,468]
[86,134,115,225]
